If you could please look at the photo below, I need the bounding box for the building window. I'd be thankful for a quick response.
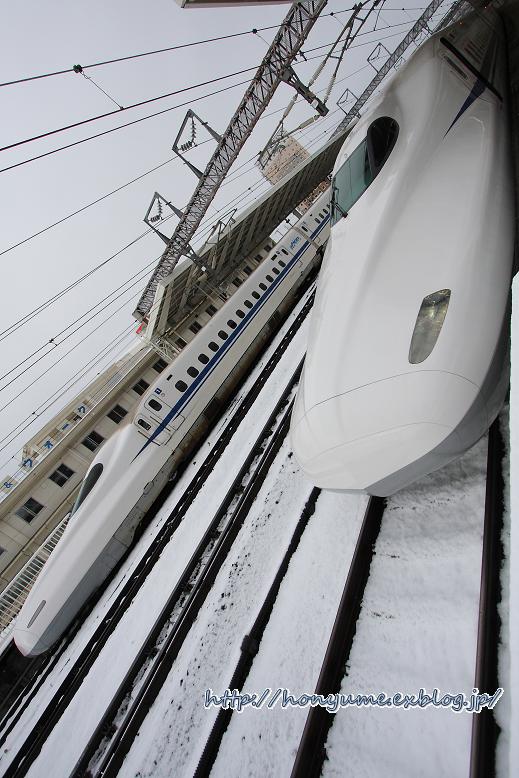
[82,430,104,452]
[175,337,187,350]
[243,265,253,275]
[255,254,262,261]
[232,277,242,288]
[176,380,187,392]
[49,463,75,488]
[15,497,44,523]
[107,404,128,424]
[187,366,199,378]
[206,305,218,316]
[153,358,168,373]
[133,378,150,396]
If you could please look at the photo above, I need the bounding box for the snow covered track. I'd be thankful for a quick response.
[0,290,315,778]
[469,420,506,778]
[71,369,302,778]
[290,496,386,778]
[193,486,322,778]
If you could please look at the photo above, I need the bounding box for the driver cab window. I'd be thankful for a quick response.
[331,117,398,226]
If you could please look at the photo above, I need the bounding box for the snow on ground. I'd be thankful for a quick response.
[118,442,323,777]
[323,437,488,778]
[0,287,313,776]
[209,491,369,778]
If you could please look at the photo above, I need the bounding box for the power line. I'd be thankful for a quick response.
[0,22,422,173]
[0,7,425,89]
[0,65,261,155]
[1,20,412,157]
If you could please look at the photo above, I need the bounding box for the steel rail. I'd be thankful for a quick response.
[193,486,322,778]
[1,286,317,778]
[290,495,386,778]
[469,419,505,778]
[86,383,301,778]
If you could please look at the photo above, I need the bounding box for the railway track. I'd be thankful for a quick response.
[288,420,505,778]
[0,290,314,778]
[469,420,505,778]
[70,369,302,777]
[290,495,386,778]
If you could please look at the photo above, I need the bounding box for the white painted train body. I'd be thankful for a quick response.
[291,10,514,495]
[14,193,331,656]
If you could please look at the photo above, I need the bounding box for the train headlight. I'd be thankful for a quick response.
[408,289,451,364]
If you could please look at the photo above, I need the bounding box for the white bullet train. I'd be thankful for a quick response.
[13,193,331,656]
[291,9,515,495]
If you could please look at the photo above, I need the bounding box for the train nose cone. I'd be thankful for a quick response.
[13,627,51,657]
[291,371,480,494]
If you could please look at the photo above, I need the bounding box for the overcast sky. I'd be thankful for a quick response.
[0,0,447,479]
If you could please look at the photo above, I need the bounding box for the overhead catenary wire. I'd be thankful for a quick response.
[0,20,422,177]
[0,19,416,157]
[0,87,349,346]
[0,112,340,464]
[0,7,426,89]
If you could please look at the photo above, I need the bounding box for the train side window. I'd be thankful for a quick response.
[187,366,199,378]
[227,319,237,329]
[218,330,228,340]
[198,353,209,364]
[236,309,245,319]
[266,274,273,283]
[138,419,151,431]
[278,259,286,268]
[272,267,279,275]
[70,463,104,517]
[175,380,187,392]
[281,249,289,255]
[259,283,267,291]
[252,291,260,300]
[149,398,162,412]
[301,225,308,233]
[244,300,253,308]
[208,342,219,352]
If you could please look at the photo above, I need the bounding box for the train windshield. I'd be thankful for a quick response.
[331,117,398,226]
[70,463,104,517]
[331,140,373,225]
